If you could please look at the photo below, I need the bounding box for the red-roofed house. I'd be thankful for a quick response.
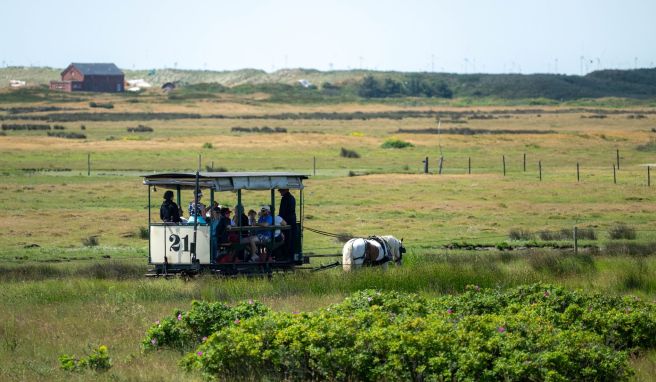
[50,63,124,92]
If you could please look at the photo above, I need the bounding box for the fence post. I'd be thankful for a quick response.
[573,226,578,255]
[468,157,471,175]
[423,157,429,174]
[87,153,91,176]
[523,153,526,172]
[502,155,506,176]
[613,164,616,184]
[539,160,542,181]
[211,161,214,171]
[616,149,620,170]
[576,162,580,182]
[438,156,444,174]
[648,166,651,187]
[313,156,316,176]
[198,154,201,171]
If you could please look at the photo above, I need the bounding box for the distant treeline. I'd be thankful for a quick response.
[176,68,656,100]
[358,75,453,98]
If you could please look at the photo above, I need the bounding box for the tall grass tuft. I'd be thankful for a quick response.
[604,242,656,257]
[509,228,534,240]
[538,229,571,241]
[206,165,228,172]
[139,226,149,240]
[82,235,99,247]
[609,223,636,240]
[526,250,596,276]
[340,147,360,158]
[577,227,597,240]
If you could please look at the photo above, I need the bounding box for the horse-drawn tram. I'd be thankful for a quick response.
[143,171,309,276]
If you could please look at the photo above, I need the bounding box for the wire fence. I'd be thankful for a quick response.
[304,224,656,255]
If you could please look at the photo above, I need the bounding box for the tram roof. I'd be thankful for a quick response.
[142,172,308,191]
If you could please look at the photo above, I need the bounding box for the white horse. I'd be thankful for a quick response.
[342,235,405,272]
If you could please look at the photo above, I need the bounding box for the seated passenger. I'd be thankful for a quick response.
[160,190,181,223]
[247,209,257,226]
[210,207,221,258]
[273,215,287,242]
[215,207,232,244]
[232,205,250,228]
[231,205,258,261]
[187,191,207,224]
[256,205,273,243]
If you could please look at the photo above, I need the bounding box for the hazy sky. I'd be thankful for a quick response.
[1,0,655,74]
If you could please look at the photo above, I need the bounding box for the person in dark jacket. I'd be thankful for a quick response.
[278,188,297,259]
[160,190,181,223]
[215,207,232,244]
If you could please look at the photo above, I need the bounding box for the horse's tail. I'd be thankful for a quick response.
[342,239,355,272]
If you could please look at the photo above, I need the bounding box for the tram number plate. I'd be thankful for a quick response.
[169,234,190,252]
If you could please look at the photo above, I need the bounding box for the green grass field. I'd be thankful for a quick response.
[1,88,655,380]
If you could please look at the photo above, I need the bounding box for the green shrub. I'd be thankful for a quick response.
[381,139,414,149]
[202,142,213,149]
[59,345,111,372]
[169,285,655,381]
[89,101,114,109]
[143,299,270,352]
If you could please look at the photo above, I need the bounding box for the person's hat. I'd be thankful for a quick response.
[260,205,271,212]
[163,190,174,199]
[220,207,231,215]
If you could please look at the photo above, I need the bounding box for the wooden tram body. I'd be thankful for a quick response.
[143,172,308,276]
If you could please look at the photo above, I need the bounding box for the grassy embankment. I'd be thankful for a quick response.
[1,89,655,380]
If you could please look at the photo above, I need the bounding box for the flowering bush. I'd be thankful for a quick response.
[142,299,270,352]
[153,285,656,381]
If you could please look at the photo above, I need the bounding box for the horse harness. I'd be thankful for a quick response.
[353,236,392,266]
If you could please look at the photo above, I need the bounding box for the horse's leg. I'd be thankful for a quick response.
[342,239,355,272]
